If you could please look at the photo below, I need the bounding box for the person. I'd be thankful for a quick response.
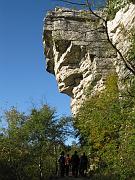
[71,151,80,177]
[79,152,88,177]
[65,154,71,176]
[58,151,65,177]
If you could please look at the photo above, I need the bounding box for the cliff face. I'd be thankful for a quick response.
[108,3,135,82]
[43,4,135,115]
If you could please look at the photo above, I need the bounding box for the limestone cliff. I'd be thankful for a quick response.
[43,4,135,115]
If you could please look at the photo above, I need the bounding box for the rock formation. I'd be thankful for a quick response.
[43,3,135,115]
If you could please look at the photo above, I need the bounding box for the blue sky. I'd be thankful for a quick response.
[0,0,73,117]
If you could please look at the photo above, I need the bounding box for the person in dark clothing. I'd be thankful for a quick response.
[58,151,65,177]
[79,152,88,177]
[65,154,71,176]
[71,151,80,177]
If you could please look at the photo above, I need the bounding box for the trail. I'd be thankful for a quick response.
[51,176,90,180]
[58,178,88,180]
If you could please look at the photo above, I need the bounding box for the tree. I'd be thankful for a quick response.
[0,107,27,180]
[75,73,135,179]
[0,104,73,180]
[23,105,70,179]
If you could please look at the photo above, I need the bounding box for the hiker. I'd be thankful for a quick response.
[58,151,65,177]
[71,151,80,177]
[65,154,71,176]
[79,152,88,177]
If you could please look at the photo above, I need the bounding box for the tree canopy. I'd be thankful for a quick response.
[74,74,135,179]
[0,104,73,180]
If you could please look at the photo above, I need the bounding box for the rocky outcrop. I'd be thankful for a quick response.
[43,4,135,115]
[107,3,135,89]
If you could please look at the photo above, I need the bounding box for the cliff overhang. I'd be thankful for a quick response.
[43,4,135,115]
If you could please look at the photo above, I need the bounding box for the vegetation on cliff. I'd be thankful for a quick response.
[107,0,135,19]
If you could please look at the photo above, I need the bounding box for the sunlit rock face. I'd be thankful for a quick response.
[43,4,135,115]
[107,3,135,89]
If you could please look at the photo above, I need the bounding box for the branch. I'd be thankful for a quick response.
[56,0,86,6]
[55,0,135,75]
[127,89,135,97]
[86,0,135,75]
[85,0,105,22]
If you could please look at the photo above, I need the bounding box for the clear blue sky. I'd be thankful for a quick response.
[0,0,73,117]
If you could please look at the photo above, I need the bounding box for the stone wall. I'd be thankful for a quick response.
[43,4,135,115]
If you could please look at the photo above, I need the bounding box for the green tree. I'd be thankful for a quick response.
[75,74,135,179]
[0,107,27,180]
[0,104,73,180]
[23,105,69,179]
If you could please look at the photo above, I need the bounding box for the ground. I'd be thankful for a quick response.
[50,176,90,180]
[58,178,89,180]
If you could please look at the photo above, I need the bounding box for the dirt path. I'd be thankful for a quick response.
[51,176,90,180]
[58,178,88,180]
[51,171,90,180]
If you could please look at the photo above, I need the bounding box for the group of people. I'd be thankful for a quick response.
[58,151,88,178]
